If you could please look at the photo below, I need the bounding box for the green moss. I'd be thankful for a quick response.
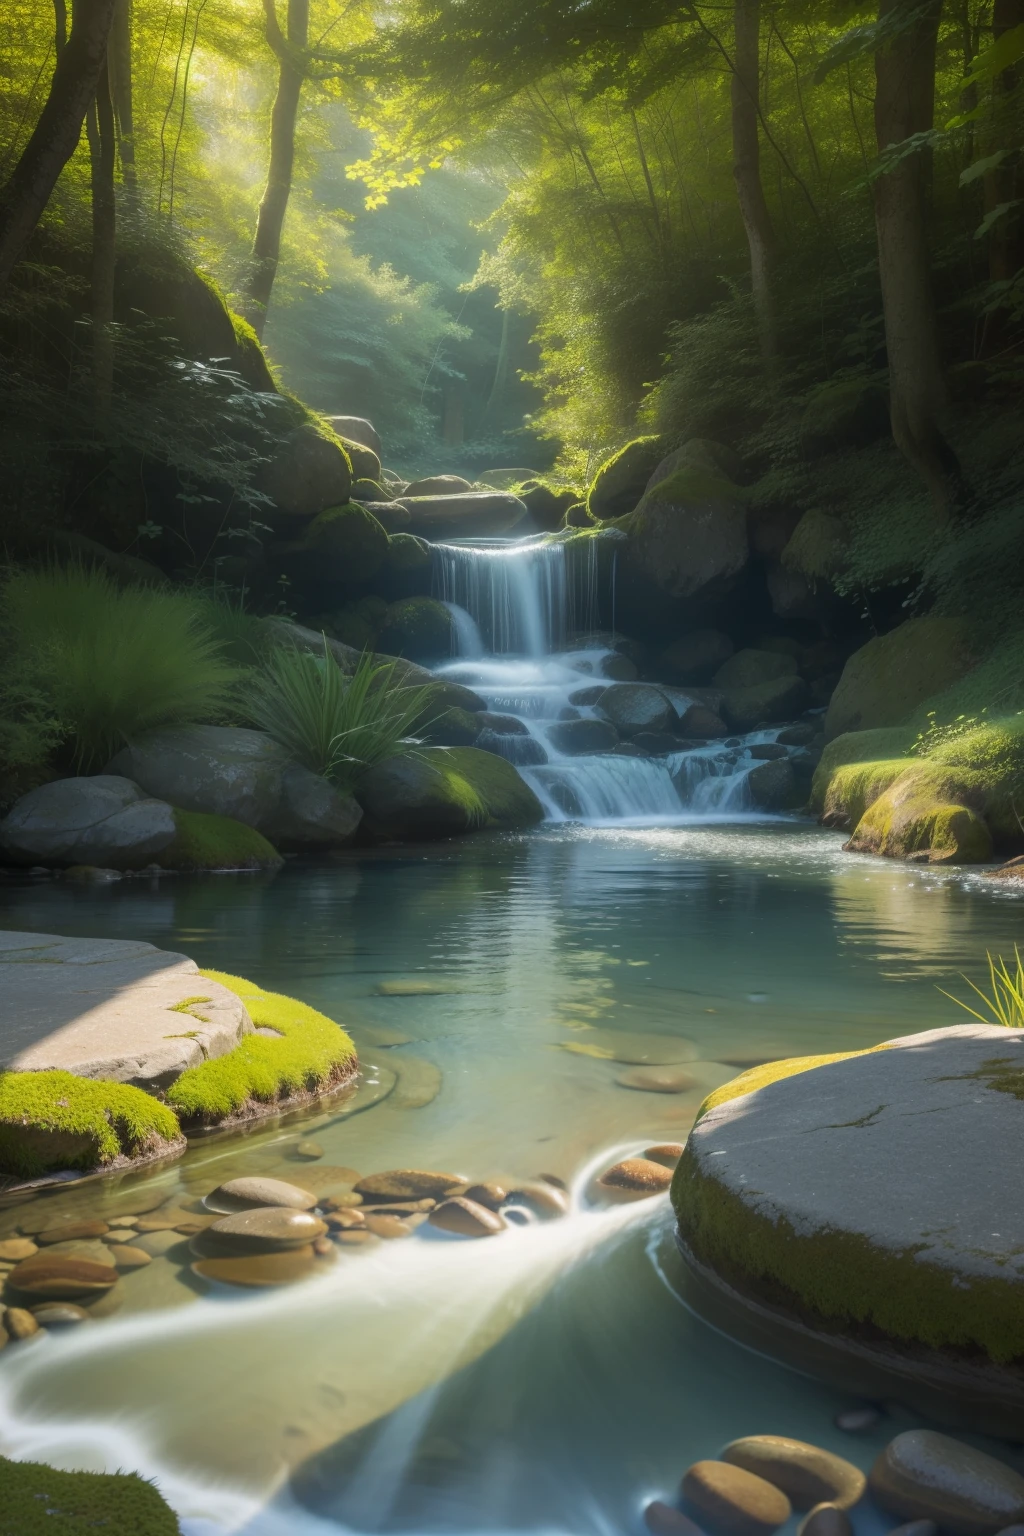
[302,502,389,584]
[641,465,742,507]
[158,810,283,872]
[587,435,663,519]
[352,478,388,501]
[227,309,277,393]
[377,596,454,662]
[438,747,543,826]
[165,970,356,1123]
[824,618,976,742]
[0,1457,180,1535]
[672,1129,1024,1364]
[847,762,994,864]
[927,719,1024,839]
[821,758,910,828]
[0,1071,181,1178]
[697,1046,891,1121]
[810,727,917,813]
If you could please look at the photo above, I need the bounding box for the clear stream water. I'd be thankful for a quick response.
[1,541,1024,1534]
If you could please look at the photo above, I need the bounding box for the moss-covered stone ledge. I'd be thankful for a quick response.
[0,1455,180,1534]
[672,1024,1024,1386]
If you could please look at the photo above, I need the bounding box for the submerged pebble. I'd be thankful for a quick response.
[462,1182,508,1210]
[37,1220,109,1245]
[110,1246,152,1270]
[796,1505,852,1536]
[6,1255,119,1300]
[208,1208,327,1251]
[207,1177,317,1212]
[722,1436,866,1511]
[4,1306,40,1339]
[0,1238,37,1261]
[191,1248,318,1289]
[870,1431,1024,1531]
[507,1181,569,1218]
[597,1158,673,1197]
[428,1198,506,1238]
[354,1170,467,1201]
[292,1140,324,1161]
[682,1459,791,1535]
[616,1066,698,1093]
[643,1143,684,1169]
[30,1303,89,1327]
[833,1406,882,1433]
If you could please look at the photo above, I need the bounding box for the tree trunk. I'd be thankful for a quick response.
[108,0,136,204]
[0,0,118,294]
[485,308,511,417]
[984,0,1024,285]
[731,0,777,370]
[240,0,308,339]
[872,0,960,521]
[86,51,116,415]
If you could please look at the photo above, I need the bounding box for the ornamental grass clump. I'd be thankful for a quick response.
[940,947,1024,1029]
[2,565,239,771]
[247,639,435,790]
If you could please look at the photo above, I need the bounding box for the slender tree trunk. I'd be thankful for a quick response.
[485,307,511,418]
[731,0,777,370]
[872,0,960,521]
[0,0,117,294]
[108,0,137,205]
[984,0,1024,284]
[241,0,308,339]
[86,50,116,415]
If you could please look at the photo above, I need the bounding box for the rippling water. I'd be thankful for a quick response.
[1,824,1022,1534]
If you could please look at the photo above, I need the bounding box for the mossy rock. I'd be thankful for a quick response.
[519,482,580,532]
[810,728,917,814]
[158,810,283,872]
[340,438,382,484]
[299,502,389,585]
[352,477,390,502]
[587,435,664,520]
[355,746,543,839]
[377,596,455,663]
[0,1070,182,1179]
[781,509,850,583]
[824,619,976,742]
[376,532,433,599]
[165,970,356,1125]
[673,1023,1024,1368]
[228,309,277,393]
[0,1456,180,1535]
[259,423,353,523]
[421,707,484,747]
[846,763,993,864]
[821,758,909,830]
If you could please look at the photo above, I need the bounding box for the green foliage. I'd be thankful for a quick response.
[166,969,355,1122]
[1,567,239,771]
[160,811,282,871]
[246,640,435,790]
[0,1070,180,1178]
[0,1458,180,1536]
[940,948,1024,1030]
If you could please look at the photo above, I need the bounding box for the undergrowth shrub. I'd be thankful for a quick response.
[2,566,239,771]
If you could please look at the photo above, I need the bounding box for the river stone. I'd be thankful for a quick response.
[870,1431,1024,1533]
[462,1182,507,1210]
[618,1067,699,1093]
[564,1028,699,1065]
[191,1248,317,1288]
[0,776,177,870]
[364,1214,414,1239]
[7,1255,119,1299]
[674,1025,1024,1383]
[429,1198,506,1238]
[107,726,288,829]
[110,1245,153,1271]
[682,1459,792,1534]
[722,1436,866,1511]
[209,1177,317,1212]
[644,1501,707,1536]
[293,1140,324,1161]
[797,1507,852,1536]
[546,718,619,755]
[721,676,810,731]
[0,1239,37,1261]
[679,704,728,738]
[31,1302,89,1327]
[397,492,527,540]
[507,1181,569,1218]
[209,1209,327,1250]
[644,1143,684,1169]
[404,474,473,498]
[748,758,799,811]
[326,1209,366,1230]
[325,415,382,457]
[38,1220,110,1245]
[354,1170,467,1201]
[262,763,362,852]
[660,630,735,685]
[599,683,673,738]
[132,1230,187,1258]
[4,1307,40,1339]
[391,1057,443,1109]
[0,930,251,1092]
[599,1158,674,1196]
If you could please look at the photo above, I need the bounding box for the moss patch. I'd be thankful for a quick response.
[165,970,356,1124]
[810,728,917,813]
[158,810,282,872]
[822,758,918,829]
[302,502,389,585]
[228,309,277,393]
[824,618,976,742]
[587,435,664,520]
[0,1071,181,1178]
[847,764,993,864]
[0,1458,180,1535]
[696,1046,891,1121]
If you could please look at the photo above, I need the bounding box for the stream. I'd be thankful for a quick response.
[1,538,1023,1534]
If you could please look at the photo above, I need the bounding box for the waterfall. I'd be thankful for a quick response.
[428,536,795,826]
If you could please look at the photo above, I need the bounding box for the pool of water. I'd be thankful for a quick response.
[1,822,1022,1534]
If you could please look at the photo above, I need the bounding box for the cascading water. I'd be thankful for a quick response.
[430,538,800,824]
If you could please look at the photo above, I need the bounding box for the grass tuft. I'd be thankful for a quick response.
[0,1071,181,1177]
[165,970,356,1122]
[940,947,1024,1029]
[0,1457,180,1535]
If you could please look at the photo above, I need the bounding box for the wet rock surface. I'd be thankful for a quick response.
[682,1458,792,1534]
[870,1430,1024,1532]
[721,1436,866,1511]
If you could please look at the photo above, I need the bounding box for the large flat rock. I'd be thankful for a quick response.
[0,931,252,1090]
[674,1025,1024,1367]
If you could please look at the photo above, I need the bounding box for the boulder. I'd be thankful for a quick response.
[158,810,283,871]
[0,777,176,870]
[291,502,389,587]
[645,437,745,491]
[660,630,734,685]
[599,683,673,738]
[403,475,473,497]
[844,764,993,865]
[621,443,749,611]
[809,727,917,814]
[824,619,976,742]
[421,707,484,747]
[869,1430,1024,1532]
[338,439,381,485]
[355,746,543,839]
[375,533,433,599]
[781,510,851,583]
[263,619,486,715]
[747,758,799,810]
[587,436,664,521]
[519,483,580,532]
[351,478,390,503]
[714,648,798,690]
[108,727,287,829]
[800,380,890,458]
[721,676,809,731]
[262,765,362,852]
[376,597,455,663]
[325,416,382,457]
[476,468,538,490]
[259,423,352,521]
[673,1024,1024,1431]
[678,704,728,739]
[397,492,528,541]
[359,500,412,535]
[547,719,620,755]
[0,929,252,1088]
